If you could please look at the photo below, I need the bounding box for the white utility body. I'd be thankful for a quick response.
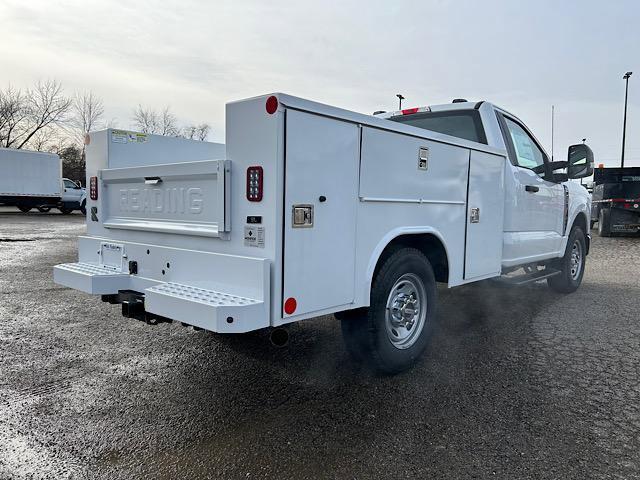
[54,94,594,373]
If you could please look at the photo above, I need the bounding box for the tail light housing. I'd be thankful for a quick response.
[246,166,263,202]
[89,176,98,200]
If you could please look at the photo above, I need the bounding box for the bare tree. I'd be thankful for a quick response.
[160,106,178,136]
[181,123,211,141]
[0,80,71,149]
[0,86,29,147]
[132,105,178,135]
[72,91,104,142]
[132,104,158,134]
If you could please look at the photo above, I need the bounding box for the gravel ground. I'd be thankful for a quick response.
[0,208,639,479]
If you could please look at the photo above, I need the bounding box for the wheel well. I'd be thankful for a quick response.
[572,211,587,234]
[376,233,449,283]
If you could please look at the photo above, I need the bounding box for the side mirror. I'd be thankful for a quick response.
[75,181,82,189]
[567,144,594,179]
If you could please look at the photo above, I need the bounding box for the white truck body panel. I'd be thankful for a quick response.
[54,94,590,334]
[0,148,62,197]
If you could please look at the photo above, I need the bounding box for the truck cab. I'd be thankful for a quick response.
[60,178,87,214]
[54,93,594,374]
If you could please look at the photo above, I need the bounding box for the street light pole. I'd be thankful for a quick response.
[396,94,405,110]
[621,72,632,168]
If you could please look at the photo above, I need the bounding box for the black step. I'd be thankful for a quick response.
[496,268,561,286]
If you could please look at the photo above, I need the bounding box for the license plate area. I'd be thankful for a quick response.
[99,242,125,272]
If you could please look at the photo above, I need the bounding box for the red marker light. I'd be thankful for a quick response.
[89,176,98,200]
[402,108,419,115]
[284,297,297,315]
[266,96,278,114]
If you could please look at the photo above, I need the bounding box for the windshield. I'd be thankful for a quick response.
[389,110,487,144]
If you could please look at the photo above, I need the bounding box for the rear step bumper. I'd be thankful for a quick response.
[54,240,270,333]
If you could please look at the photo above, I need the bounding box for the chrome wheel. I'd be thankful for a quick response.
[570,239,583,280]
[385,273,427,350]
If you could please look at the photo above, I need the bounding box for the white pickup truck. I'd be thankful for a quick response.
[54,94,593,374]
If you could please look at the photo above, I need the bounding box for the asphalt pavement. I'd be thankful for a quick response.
[1,207,639,479]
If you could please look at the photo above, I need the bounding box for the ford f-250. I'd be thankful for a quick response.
[54,94,594,374]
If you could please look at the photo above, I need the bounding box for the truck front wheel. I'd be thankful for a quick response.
[340,247,436,374]
[547,226,587,294]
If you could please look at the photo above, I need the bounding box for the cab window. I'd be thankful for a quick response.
[63,179,77,189]
[503,117,545,170]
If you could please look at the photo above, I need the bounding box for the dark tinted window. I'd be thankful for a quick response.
[389,110,486,144]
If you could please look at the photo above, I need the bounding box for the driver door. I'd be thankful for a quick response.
[498,113,564,263]
[62,179,82,204]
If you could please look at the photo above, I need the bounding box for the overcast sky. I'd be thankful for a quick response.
[1,0,638,166]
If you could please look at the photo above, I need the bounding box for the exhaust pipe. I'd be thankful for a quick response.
[270,327,289,347]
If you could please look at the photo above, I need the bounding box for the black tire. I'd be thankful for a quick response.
[590,220,596,230]
[598,208,611,237]
[547,226,587,294]
[17,206,32,213]
[340,247,437,374]
[37,206,51,213]
[80,202,86,215]
[59,207,73,215]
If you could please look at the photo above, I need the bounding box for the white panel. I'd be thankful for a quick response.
[100,160,228,238]
[283,110,359,317]
[0,148,61,196]
[106,129,225,168]
[465,151,505,279]
[360,128,468,203]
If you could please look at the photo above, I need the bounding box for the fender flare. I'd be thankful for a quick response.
[362,226,452,304]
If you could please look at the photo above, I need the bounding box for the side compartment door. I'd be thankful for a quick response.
[464,150,506,280]
[282,110,359,319]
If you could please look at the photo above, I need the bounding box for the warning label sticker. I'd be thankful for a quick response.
[244,226,265,248]
[111,130,148,144]
[111,130,128,143]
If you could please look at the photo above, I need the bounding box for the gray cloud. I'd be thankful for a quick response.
[0,0,638,165]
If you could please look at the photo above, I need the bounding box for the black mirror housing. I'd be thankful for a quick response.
[567,144,594,179]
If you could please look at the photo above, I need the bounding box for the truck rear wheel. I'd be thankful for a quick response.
[59,207,73,215]
[340,247,436,374]
[17,206,32,213]
[598,208,611,237]
[547,226,586,294]
[37,206,51,213]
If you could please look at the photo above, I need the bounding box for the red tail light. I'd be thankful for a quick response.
[89,176,98,200]
[246,166,263,202]
[401,107,419,115]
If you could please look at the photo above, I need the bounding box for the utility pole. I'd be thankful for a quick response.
[396,94,405,110]
[551,105,555,161]
[622,72,632,168]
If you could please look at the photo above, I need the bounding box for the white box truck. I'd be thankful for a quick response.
[0,147,87,214]
[54,94,594,374]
